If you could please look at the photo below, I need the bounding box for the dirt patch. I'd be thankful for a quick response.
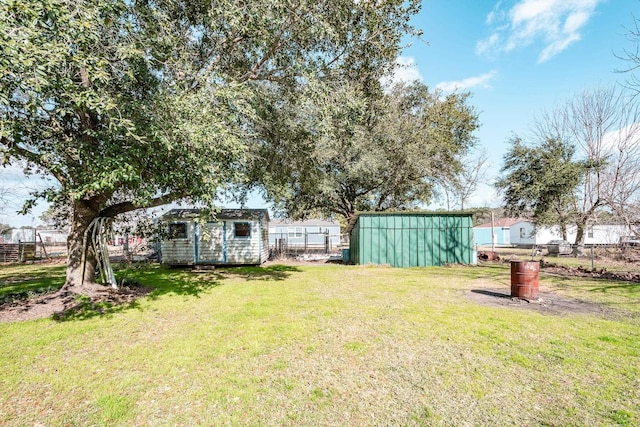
[0,283,154,323]
[467,280,615,318]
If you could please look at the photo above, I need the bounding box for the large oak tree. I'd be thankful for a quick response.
[252,80,479,221]
[1,0,419,292]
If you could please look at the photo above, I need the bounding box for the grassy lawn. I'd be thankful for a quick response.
[1,262,638,426]
[0,263,66,305]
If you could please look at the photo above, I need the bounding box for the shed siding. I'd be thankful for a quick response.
[350,213,474,267]
[259,219,269,263]
[226,220,261,264]
[196,222,225,263]
[160,222,196,265]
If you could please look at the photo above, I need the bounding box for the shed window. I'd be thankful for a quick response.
[234,222,251,238]
[519,227,526,238]
[587,226,594,238]
[169,222,188,239]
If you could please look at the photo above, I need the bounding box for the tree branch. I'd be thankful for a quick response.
[98,193,184,218]
[1,136,68,184]
[240,26,289,81]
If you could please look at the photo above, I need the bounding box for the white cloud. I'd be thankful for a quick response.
[601,122,640,151]
[477,0,603,62]
[476,33,501,56]
[435,70,498,93]
[485,1,504,25]
[538,33,580,62]
[381,56,423,86]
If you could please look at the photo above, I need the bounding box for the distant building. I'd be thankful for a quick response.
[475,218,637,247]
[473,218,525,246]
[512,221,634,246]
[35,228,68,245]
[269,218,341,253]
[6,228,37,243]
[3,227,67,244]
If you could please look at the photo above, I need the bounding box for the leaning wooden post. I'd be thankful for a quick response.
[491,212,495,253]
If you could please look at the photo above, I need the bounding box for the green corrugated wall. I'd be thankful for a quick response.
[349,213,474,267]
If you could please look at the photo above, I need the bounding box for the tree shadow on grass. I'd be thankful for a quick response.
[116,263,301,301]
[207,264,302,282]
[587,282,640,295]
[4,263,302,322]
[0,265,66,304]
[122,266,225,299]
[53,294,144,322]
[470,289,512,299]
[546,274,640,296]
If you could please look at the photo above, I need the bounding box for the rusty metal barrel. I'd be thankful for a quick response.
[510,260,540,300]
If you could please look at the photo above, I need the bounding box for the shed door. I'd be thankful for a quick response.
[196,222,226,263]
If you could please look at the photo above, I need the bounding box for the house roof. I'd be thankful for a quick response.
[475,218,529,228]
[161,208,269,222]
[270,218,340,227]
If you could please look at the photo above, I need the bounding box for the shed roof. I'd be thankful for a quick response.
[346,210,474,233]
[161,208,269,222]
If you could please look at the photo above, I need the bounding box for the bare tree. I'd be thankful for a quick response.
[616,13,640,96]
[601,118,640,231]
[534,86,640,254]
[437,147,488,211]
[456,148,489,210]
[0,175,16,216]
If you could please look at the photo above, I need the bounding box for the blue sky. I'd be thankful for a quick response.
[401,0,639,207]
[2,0,639,227]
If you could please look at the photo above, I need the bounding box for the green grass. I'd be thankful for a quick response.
[0,263,66,304]
[1,262,639,426]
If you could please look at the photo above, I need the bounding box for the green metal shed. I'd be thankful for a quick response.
[348,211,475,267]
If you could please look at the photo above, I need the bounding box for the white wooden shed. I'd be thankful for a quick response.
[160,209,269,266]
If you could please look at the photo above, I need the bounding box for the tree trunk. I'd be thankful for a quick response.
[63,201,101,294]
[560,223,568,240]
[573,223,586,257]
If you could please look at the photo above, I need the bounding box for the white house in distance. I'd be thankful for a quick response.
[160,208,269,266]
[1,227,68,244]
[510,220,634,246]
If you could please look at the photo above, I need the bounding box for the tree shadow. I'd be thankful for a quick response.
[122,266,225,299]
[587,282,640,295]
[546,273,640,295]
[207,264,302,282]
[0,265,66,304]
[470,289,512,299]
[2,262,303,322]
[114,263,301,301]
[53,295,144,322]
